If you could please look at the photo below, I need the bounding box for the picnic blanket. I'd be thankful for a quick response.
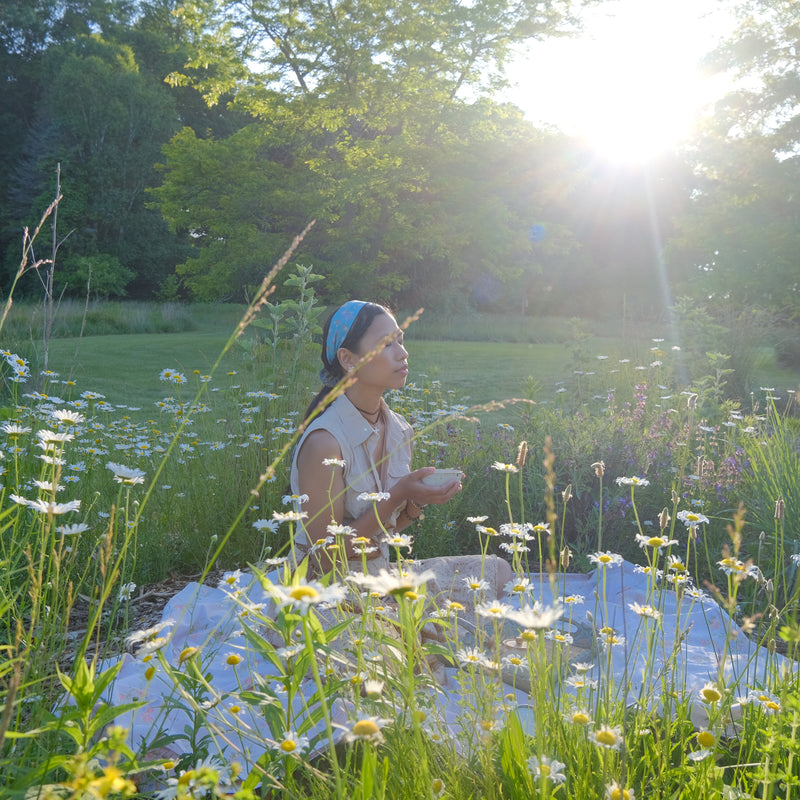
[102,559,794,766]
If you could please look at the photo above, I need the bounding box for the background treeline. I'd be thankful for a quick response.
[0,0,798,342]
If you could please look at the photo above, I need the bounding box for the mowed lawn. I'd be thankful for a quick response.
[27,322,800,413]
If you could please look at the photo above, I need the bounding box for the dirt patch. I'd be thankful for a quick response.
[64,571,225,664]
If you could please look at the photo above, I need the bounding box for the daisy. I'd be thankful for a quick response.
[327,523,356,537]
[563,594,585,605]
[500,522,535,539]
[500,541,530,555]
[106,462,146,485]
[491,461,518,473]
[384,532,413,549]
[615,476,649,486]
[717,557,758,579]
[463,575,490,593]
[564,675,598,690]
[699,682,723,704]
[37,430,74,444]
[270,580,346,613]
[272,510,308,523]
[1,423,32,435]
[628,602,662,620]
[589,551,623,568]
[566,709,592,726]
[475,601,513,620]
[508,602,564,630]
[635,533,678,551]
[545,629,573,644]
[606,781,635,800]
[677,509,710,527]
[126,618,176,647]
[528,755,566,785]
[589,724,623,751]
[57,523,90,536]
[27,498,81,515]
[282,493,309,505]
[456,647,489,668]
[343,716,390,744]
[357,491,391,502]
[252,518,280,532]
[504,576,531,596]
[348,568,435,596]
[52,409,85,425]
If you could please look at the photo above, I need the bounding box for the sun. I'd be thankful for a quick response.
[506,0,735,164]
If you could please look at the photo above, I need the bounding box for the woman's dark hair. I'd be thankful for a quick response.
[302,302,390,422]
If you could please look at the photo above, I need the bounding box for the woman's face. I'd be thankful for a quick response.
[345,312,409,392]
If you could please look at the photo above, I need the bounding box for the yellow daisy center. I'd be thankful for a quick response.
[352,719,380,737]
[290,585,319,602]
[596,730,617,747]
[572,712,590,725]
[280,739,297,752]
[701,687,722,703]
[697,730,715,748]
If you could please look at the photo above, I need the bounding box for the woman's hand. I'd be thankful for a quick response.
[391,467,462,507]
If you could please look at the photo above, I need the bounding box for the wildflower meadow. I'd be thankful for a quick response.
[1,240,799,799]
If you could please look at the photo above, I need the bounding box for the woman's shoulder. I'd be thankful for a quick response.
[296,427,343,465]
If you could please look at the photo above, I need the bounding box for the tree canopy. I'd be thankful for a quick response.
[0,0,797,323]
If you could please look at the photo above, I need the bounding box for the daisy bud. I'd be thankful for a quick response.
[687,393,698,410]
[659,507,670,531]
[591,461,605,477]
[560,547,572,569]
[516,441,528,468]
[562,484,573,503]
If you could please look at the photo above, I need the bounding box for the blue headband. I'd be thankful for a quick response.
[325,300,367,363]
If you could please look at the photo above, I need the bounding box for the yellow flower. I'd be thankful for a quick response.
[178,647,199,664]
[590,724,623,750]
[700,682,722,704]
[697,730,715,748]
[606,781,635,800]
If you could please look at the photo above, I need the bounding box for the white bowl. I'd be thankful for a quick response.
[421,468,464,487]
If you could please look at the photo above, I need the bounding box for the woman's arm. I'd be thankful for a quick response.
[295,430,461,561]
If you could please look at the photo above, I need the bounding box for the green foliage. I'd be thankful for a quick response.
[58,253,135,299]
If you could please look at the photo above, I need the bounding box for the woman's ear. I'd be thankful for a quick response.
[336,347,357,373]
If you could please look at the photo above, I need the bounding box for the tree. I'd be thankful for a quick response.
[665,0,800,316]
[153,0,596,302]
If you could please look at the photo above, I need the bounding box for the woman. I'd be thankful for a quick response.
[290,300,510,601]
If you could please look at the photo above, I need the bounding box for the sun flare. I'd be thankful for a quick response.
[507,0,734,164]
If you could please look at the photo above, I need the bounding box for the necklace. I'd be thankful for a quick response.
[352,401,381,422]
